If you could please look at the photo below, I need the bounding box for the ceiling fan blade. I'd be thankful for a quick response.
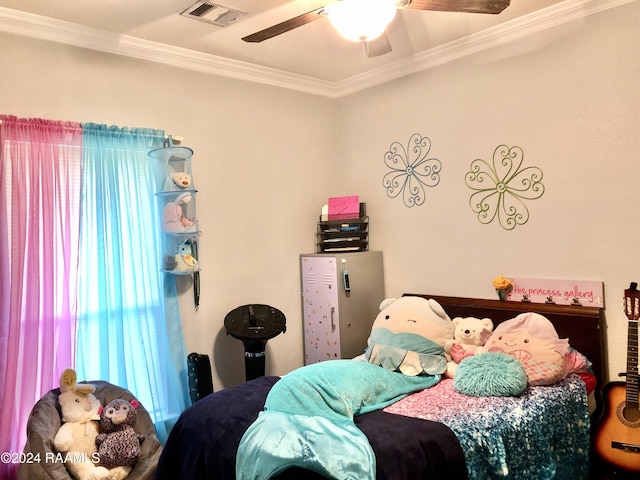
[242,8,326,43]
[404,0,510,14]
[366,31,393,58]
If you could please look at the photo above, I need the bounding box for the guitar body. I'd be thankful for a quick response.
[594,383,640,471]
[594,284,640,472]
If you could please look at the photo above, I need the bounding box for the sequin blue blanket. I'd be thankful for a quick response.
[236,360,441,480]
[385,374,591,479]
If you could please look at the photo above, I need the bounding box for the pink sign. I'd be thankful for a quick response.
[506,277,604,308]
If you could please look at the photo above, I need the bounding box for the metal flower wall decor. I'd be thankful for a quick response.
[465,145,544,230]
[382,133,442,208]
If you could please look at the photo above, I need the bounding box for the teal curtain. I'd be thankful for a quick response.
[75,123,189,443]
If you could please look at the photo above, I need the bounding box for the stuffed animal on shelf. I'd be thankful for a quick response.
[363,296,454,376]
[444,316,494,378]
[162,242,199,273]
[170,171,192,189]
[53,369,111,480]
[95,399,145,479]
[161,192,197,233]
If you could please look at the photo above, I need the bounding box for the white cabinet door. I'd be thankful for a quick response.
[301,256,341,364]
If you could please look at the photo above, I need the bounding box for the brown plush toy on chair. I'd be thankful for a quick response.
[96,398,145,478]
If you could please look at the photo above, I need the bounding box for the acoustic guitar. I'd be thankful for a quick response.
[594,282,640,472]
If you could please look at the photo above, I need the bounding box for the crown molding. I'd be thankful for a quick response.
[0,0,633,98]
[0,6,338,97]
[335,0,636,96]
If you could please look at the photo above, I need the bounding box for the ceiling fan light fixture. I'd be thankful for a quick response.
[327,0,397,43]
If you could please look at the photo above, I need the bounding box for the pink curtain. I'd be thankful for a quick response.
[0,115,83,479]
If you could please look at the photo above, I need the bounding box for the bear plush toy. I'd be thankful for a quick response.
[95,398,145,479]
[364,296,454,376]
[53,369,111,480]
[170,171,191,189]
[444,316,494,378]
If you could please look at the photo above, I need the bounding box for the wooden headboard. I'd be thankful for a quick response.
[404,294,608,391]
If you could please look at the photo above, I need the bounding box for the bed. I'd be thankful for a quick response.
[155,294,607,480]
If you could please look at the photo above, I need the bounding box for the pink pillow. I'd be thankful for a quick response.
[484,313,570,386]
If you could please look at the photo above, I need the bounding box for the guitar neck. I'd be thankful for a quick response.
[628,318,639,406]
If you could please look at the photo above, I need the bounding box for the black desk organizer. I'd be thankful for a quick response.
[316,216,369,253]
[316,201,368,253]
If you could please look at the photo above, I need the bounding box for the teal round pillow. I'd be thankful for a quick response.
[453,352,527,397]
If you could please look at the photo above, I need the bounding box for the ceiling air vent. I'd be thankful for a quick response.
[180,1,247,27]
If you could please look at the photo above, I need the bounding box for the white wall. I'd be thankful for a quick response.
[0,33,337,389]
[1,1,637,389]
[335,1,640,382]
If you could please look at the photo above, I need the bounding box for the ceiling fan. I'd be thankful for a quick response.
[242,0,511,58]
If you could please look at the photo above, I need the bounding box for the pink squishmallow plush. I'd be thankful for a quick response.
[483,313,570,386]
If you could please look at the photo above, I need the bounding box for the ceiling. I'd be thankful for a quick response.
[0,1,623,96]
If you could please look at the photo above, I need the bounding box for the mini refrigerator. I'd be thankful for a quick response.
[300,251,385,364]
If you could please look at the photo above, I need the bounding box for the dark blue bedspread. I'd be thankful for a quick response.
[155,376,467,480]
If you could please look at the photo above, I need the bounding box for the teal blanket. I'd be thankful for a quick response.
[236,360,441,480]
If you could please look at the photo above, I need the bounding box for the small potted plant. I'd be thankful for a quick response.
[492,276,513,301]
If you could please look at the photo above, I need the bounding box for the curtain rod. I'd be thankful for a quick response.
[165,134,186,145]
[0,120,185,144]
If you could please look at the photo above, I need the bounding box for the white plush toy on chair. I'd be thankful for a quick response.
[53,369,112,480]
